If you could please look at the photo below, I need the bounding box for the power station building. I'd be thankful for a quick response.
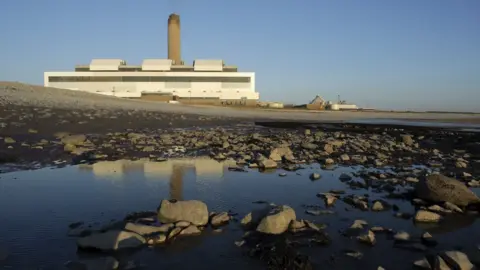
[43,14,259,105]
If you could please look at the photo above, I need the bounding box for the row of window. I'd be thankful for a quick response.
[48,76,251,83]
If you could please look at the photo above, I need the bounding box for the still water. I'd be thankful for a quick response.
[0,158,479,269]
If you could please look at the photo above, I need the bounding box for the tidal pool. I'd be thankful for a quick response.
[0,158,479,269]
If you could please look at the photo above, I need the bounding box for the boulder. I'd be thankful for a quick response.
[77,230,146,251]
[256,205,296,234]
[157,200,209,226]
[416,174,480,206]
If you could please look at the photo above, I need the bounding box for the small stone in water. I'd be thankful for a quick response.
[310,173,321,180]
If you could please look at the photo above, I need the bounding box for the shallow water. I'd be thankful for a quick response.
[0,158,479,269]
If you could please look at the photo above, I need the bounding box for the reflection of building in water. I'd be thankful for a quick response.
[89,159,146,179]
[82,158,230,199]
[90,160,125,179]
[143,158,227,181]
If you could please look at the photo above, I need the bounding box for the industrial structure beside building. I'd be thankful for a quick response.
[44,14,259,106]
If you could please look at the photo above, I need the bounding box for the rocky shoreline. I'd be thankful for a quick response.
[2,101,480,269]
[66,169,480,270]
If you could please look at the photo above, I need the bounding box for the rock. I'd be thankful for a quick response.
[345,250,363,259]
[259,159,277,169]
[304,129,311,136]
[4,137,15,144]
[394,231,410,241]
[301,143,317,150]
[175,221,191,228]
[339,173,352,181]
[414,210,442,223]
[372,201,385,211]
[413,257,431,269]
[370,226,385,232]
[435,256,452,270]
[269,147,294,162]
[401,135,414,146]
[443,202,463,213]
[147,234,166,245]
[324,144,334,154]
[77,230,146,251]
[441,251,474,270]
[350,220,368,229]
[415,174,480,207]
[124,223,170,236]
[234,240,245,247]
[456,161,468,168]
[157,200,209,226]
[240,205,274,227]
[325,158,335,165]
[210,212,230,227]
[61,134,86,145]
[289,220,306,232]
[406,177,420,183]
[427,205,449,214]
[142,146,155,152]
[167,227,182,239]
[303,220,324,231]
[310,173,321,180]
[421,232,437,246]
[318,193,337,207]
[340,154,350,161]
[256,205,296,234]
[357,230,376,246]
[180,225,201,236]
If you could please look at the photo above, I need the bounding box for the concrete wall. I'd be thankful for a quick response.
[44,71,259,100]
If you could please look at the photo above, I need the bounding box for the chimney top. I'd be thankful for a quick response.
[168,13,180,23]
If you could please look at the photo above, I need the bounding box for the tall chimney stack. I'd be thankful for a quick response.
[168,13,181,65]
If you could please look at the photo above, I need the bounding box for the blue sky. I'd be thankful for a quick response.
[1,0,479,111]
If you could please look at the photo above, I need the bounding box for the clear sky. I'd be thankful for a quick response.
[1,0,479,111]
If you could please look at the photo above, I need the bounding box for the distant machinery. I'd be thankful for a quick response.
[306,95,326,110]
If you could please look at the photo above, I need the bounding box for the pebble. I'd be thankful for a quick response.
[310,173,321,180]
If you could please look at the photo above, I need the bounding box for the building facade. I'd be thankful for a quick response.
[44,59,259,105]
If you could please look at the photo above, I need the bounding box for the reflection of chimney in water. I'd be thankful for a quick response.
[170,165,184,201]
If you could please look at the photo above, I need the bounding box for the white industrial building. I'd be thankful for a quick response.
[43,13,259,105]
[44,59,259,102]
